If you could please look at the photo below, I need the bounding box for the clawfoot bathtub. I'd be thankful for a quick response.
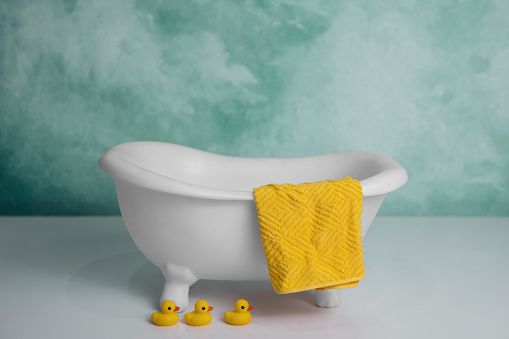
[99,142,407,312]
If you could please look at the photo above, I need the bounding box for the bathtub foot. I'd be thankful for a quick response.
[315,289,342,308]
[159,263,198,313]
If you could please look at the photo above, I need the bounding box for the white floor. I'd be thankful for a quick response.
[0,217,508,338]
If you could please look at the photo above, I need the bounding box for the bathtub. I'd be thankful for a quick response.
[99,141,408,312]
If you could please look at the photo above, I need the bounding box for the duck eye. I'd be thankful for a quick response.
[241,306,245,309]
[168,307,171,310]
[202,307,206,310]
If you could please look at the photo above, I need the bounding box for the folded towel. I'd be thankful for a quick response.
[253,177,364,294]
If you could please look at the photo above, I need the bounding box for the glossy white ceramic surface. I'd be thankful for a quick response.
[99,142,408,311]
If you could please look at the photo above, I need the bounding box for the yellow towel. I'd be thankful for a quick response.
[253,177,364,294]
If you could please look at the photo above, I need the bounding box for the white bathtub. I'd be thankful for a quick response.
[99,141,407,312]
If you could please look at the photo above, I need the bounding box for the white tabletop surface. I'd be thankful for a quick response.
[1,216,508,338]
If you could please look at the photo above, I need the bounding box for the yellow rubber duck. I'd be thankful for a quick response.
[225,299,253,325]
[152,300,180,326]
[185,300,213,326]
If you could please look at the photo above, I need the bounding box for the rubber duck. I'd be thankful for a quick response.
[152,300,180,326]
[185,300,213,326]
[225,299,253,325]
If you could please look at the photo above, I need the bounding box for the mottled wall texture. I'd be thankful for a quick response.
[1,0,508,215]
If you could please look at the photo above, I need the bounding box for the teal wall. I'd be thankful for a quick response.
[1,0,508,216]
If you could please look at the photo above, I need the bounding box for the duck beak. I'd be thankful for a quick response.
[248,306,253,311]
[208,306,213,311]
[175,306,180,311]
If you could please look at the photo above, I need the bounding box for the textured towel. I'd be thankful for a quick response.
[253,177,364,294]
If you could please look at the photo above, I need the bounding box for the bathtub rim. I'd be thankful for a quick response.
[99,141,408,201]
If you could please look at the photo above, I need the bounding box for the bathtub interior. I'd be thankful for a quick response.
[108,142,395,192]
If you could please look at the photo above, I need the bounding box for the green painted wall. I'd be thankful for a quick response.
[1,0,508,216]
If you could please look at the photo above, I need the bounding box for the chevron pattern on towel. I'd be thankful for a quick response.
[253,177,364,294]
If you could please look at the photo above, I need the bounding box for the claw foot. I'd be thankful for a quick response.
[159,263,198,313]
[315,289,342,308]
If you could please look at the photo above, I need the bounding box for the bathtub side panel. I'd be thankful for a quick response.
[114,179,270,281]
[114,179,387,281]
[360,194,387,238]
